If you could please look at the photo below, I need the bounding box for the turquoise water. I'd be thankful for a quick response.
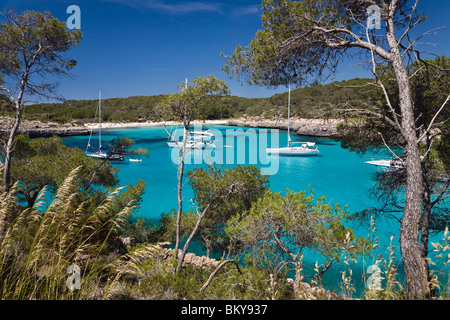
[61,125,448,297]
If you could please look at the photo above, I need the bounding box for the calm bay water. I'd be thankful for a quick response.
[61,125,448,296]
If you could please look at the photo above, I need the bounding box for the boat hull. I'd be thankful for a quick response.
[167,141,215,149]
[266,147,319,156]
[365,159,403,169]
[85,153,125,161]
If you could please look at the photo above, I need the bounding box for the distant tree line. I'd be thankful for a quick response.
[0,78,382,124]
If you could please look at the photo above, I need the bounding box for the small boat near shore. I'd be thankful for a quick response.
[267,142,319,156]
[85,92,125,162]
[86,151,125,161]
[266,83,320,156]
[365,159,404,169]
[167,127,216,149]
[167,140,216,149]
[190,129,213,140]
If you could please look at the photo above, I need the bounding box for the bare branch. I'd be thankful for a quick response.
[200,260,244,292]
[365,27,403,134]
[418,93,450,144]
[397,0,420,46]
[0,85,16,106]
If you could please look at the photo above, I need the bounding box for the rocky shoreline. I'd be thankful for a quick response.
[83,117,344,138]
[0,117,91,138]
[227,117,344,137]
[0,116,345,138]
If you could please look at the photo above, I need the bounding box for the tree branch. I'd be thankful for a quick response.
[418,93,450,144]
[200,260,244,292]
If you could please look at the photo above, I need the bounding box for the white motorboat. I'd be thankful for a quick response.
[167,124,215,149]
[189,130,213,140]
[266,83,319,156]
[167,140,216,149]
[365,159,404,169]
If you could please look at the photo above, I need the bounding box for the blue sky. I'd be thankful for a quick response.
[1,0,449,102]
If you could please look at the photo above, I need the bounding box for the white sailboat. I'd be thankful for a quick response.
[85,92,125,161]
[167,136,216,149]
[189,129,213,140]
[167,128,215,148]
[266,83,320,156]
[166,78,216,150]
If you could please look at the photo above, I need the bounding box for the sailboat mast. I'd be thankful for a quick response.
[287,82,291,147]
[99,91,102,152]
[183,78,187,137]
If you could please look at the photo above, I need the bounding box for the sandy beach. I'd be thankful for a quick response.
[0,116,344,138]
[83,119,230,129]
[84,117,345,137]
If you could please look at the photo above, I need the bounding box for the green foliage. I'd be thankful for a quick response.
[156,75,230,128]
[121,217,164,244]
[221,0,382,87]
[107,137,149,158]
[226,189,369,281]
[339,56,450,232]
[0,9,82,99]
[437,121,450,173]
[15,95,167,123]
[6,77,384,123]
[131,258,294,300]
[338,56,450,155]
[0,167,144,300]
[158,209,197,244]
[159,165,269,256]
[4,134,119,207]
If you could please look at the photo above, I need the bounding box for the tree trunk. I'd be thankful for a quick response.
[421,179,432,282]
[388,42,428,299]
[203,235,212,259]
[293,258,303,299]
[383,4,429,297]
[176,201,212,273]
[395,70,429,299]
[3,102,22,195]
[200,260,244,292]
[174,125,189,266]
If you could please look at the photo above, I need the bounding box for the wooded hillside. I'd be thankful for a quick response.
[0,78,380,123]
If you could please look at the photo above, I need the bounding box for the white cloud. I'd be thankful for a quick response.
[99,0,224,15]
[231,4,261,17]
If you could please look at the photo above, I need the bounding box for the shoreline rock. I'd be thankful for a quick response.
[227,117,345,137]
[83,117,344,138]
[0,117,91,138]
[0,117,344,138]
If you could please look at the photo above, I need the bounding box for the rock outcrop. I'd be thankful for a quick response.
[227,117,345,137]
[161,248,221,269]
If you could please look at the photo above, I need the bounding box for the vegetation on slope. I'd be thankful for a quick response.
[0,78,380,124]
